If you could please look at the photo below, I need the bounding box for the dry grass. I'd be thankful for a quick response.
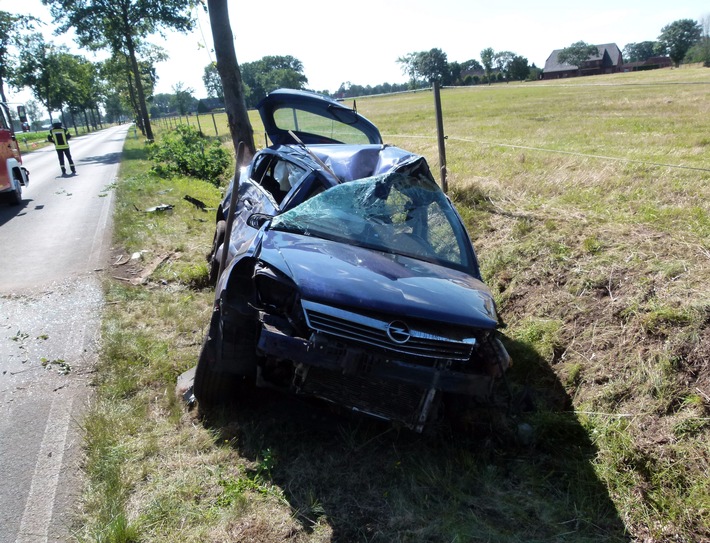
[79,66,709,543]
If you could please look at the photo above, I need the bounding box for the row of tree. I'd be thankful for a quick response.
[393,18,708,89]
[1,0,196,140]
[2,6,707,150]
[623,18,709,67]
[396,48,540,87]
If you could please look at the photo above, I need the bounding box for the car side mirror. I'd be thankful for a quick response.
[247,213,272,229]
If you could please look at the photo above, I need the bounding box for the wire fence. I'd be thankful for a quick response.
[153,112,232,139]
[150,82,710,178]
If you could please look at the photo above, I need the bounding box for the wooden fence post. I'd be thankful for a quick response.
[433,81,448,193]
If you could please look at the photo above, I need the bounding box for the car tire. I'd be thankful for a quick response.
[207,220,226,285]
[194,315,258,409]
[194,334,241,408]
[8,178,22,206]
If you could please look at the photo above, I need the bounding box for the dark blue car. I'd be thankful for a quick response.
[196,89,511,432]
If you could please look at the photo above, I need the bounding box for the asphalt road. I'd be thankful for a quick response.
[0,124,130,542]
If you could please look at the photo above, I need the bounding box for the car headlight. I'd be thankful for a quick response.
[252,262,299,315]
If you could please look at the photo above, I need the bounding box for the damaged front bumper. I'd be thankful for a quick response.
[256,319,501,432]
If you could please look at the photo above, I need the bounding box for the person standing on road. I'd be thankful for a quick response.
[47,122,76,176]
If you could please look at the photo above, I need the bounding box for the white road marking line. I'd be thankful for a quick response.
[16,394,74,543]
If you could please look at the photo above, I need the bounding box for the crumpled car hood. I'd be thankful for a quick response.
[259,231,499,330]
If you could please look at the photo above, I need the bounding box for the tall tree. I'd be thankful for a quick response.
[557,41,599,73]
[415,48,449,84]
[42,0,195,141]
[24,99,43,130]
[461,59,483,72]
[622,41,659,62]
[686,15,710,67]
[11,34,63,120]
[658,18,703,67]
[493,51,515,81]
[207,0,255,159]
[170,82,195,115]
[480,48,494,84]
[508,55,530,81]
[150,92,173,116]
[101,47,163,133]
[241,55,308,107]
[0,11,37,103]
[203,62,224,100]
[397,52,420,88]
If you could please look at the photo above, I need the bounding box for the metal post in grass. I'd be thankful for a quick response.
[433,81,448,193]
[211,113,218,136]
[196,113,203,136]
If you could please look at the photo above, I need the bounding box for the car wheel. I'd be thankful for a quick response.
[194,315,258,409]
[207,220,226,285]
[8,178,22,206]
[194,333,242,408]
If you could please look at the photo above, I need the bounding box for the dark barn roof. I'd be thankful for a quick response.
[543,43,622,78]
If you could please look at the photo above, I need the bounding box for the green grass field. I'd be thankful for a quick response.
[77,65,709,543]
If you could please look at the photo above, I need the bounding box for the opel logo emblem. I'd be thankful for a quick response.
[386,321,411,344]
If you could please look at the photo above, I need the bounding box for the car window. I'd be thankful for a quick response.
[251,155,306,205]
[273,106,372,145]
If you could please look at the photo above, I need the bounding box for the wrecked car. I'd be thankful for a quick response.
[195,89,511,432]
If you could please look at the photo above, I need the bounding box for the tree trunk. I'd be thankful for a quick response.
[123,63,143,134]
[207,0,255,163]
[125,35,153,141]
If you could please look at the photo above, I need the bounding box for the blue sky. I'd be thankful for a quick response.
[5,0,709,102]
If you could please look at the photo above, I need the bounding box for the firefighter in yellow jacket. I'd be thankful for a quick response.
[47,122,76,176]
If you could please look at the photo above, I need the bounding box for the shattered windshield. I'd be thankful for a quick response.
[271,172,475,270]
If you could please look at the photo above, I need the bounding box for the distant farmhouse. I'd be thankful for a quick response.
[620,56,673,72]
[197,98,225,113]
[543,43,623,79]
[543,43,673,80]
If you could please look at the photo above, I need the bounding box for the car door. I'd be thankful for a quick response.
[225,152,310,263]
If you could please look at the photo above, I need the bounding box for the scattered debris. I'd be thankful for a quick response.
[11,331,29,342]
[176,366,196,410]
[41,358,72,375]
[130,252,175,285]
[134,203,174,213]
[184,195,208,211]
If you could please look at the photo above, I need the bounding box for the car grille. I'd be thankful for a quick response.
[302,300,475,362]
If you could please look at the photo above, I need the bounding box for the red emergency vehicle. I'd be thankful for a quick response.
[0,102,30,205]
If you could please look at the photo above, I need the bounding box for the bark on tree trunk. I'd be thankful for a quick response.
[125,35,154,141]
[207,0,255,163]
